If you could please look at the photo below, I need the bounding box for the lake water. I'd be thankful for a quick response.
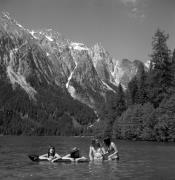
[0,136,175,180]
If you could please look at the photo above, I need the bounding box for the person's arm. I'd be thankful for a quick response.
[55,153,61,159]
[101,147,106,154]
[39,153,48,157]
[51,153,62,162]
[108,142,118,159]
[89,146,93,161]
[101,147,109,160]
[75,156,87,162]
[39,153,48,159]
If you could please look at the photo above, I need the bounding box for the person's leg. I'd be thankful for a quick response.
[62,154,74,161]
[75,156,88,162]
[39,156,48,160]
[62,154,70,158]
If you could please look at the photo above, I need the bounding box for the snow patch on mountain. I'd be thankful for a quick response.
[28,30,38,39]
[102,80,116,93]
[16,22,23,28]
[70,42,89,51]
[45,35,53,42]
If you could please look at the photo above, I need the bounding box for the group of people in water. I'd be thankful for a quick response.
[39,136,119,162]
[89,136,118,161]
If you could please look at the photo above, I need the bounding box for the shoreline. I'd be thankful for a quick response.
[0,135,174,143]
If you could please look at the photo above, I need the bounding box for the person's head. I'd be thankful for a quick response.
[103,137,111,147]
[91,138,101,149]
[48,146,55,157]
[70,147,80,159]
[96,141,101,148]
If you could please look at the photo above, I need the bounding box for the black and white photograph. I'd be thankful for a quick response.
[0,0,175,179]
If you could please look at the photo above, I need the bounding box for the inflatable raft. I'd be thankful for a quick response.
[28,155,89,163]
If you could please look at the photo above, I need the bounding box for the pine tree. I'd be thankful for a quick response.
[151,29,170,70]
[172,49,175,63]
[136,63,148,104]
[171,48,175,85]
[127,76,138,105]
[149,29,173,106]
[153,94,175,141]
[116,84,127,116]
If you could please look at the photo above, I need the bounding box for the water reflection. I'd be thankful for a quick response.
[88,160,120,180]
[88,161,103,174]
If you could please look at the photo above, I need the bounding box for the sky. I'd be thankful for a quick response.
[0,0,175,62]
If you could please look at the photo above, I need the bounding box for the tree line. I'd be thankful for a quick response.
[96,29,175,142]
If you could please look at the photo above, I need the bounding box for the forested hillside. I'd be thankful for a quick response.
[100,29,175,142]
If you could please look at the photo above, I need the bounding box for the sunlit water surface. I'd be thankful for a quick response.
[0,136,175,180]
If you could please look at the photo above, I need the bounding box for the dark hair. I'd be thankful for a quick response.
[91,139,96,147]
[91,138,101,149]
[70,147,80,159]
[48,146,55,157]
[103,137,111,147]
[96,141,101,148]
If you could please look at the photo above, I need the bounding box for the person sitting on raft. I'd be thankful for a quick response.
[62,147,87,162]
[89,138,103,161]
[102,137,119,160]
[39,145,62,162]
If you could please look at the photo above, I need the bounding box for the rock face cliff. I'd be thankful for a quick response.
[90,43,145,89]
[0,12,145,135]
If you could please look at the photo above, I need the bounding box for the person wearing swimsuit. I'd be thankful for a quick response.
[62,147,87,162]
[102,137,119,160]
[39,145,62,162]
[89,139,103,161]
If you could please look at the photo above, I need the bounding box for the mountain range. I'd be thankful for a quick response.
[0,12,148,135]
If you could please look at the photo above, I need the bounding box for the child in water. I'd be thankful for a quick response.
[102,137,119,160]
[62,147,87,162]
[39,145,62,162]
[89,139,103,161]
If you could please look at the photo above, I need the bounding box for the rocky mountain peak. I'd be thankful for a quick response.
[0,11,149,135]
[0,11,147,111]
[90,43,110,64]
[0,11,26,32]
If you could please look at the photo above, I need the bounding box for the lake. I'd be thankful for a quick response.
[0,136,175,180]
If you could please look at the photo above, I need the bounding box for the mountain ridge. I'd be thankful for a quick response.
[0,12,147,135]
